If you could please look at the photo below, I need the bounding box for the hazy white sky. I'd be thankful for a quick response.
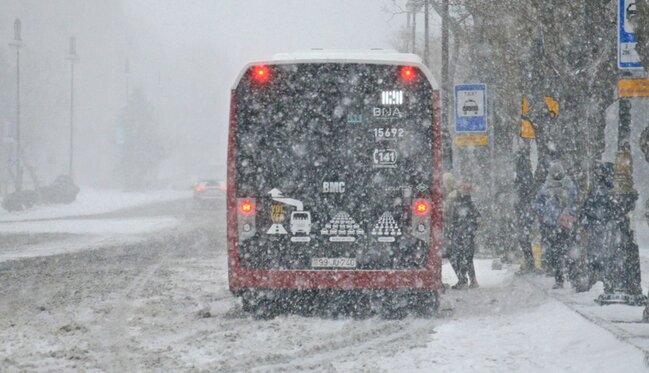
[0,1,413,184]
[126,0,403,55]
[122,0,410,176]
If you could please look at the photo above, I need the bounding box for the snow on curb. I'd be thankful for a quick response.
[0,189,191,222]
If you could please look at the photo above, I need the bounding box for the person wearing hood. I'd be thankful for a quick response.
[579,162,616,292]
[450,182,481,288]
[514,149,536,274]
[533,162,577,289]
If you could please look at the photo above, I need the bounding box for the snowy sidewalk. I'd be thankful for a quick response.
[338,260,649,372]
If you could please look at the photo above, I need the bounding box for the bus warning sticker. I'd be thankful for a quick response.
[370,212,402,243]
[320,212,365,242]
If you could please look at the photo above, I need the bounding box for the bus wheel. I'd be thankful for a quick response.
[378,291,408,320]
[412,291,439,318]
[242,292,278,320]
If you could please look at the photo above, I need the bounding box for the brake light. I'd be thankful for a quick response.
[400,66,416,82]
[414,200,429,215]
[194,185,206,192]
[240,200,254,214]
[251,65,270,83]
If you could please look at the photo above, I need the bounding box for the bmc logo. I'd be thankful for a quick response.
[322,182,345,193]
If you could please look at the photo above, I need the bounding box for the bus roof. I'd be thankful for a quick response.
[233,50,438,89]
[271,49,422,64]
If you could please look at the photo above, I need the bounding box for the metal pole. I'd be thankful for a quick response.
[69,62,74,178]
[601,72,643,306]
[424,0,430,66]
[67,37,78,180]
[406,8,411,52]
[10,19,23,192]
[125,59,130,105]
[411,4,417,53]
[15,47,22,192]
[441,0,452,170]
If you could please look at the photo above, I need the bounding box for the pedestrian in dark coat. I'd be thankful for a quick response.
[451,182,481,289]
[534,162,577,289]
[514,149,536,274]
[579,162,616,292]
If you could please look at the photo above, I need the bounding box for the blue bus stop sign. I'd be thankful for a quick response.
[455,84,487,133]
[619,0,643,69]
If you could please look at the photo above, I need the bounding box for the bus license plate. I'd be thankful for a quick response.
[311,257,356,269]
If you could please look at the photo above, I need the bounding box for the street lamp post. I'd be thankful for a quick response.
[424,0,430,67]
[406,0,417,53]
[441,0,452,171]
[9,19,23,192]
[66,37,79,180]
[599,72,644,306]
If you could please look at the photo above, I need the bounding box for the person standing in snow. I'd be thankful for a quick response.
[579,162,616,292]
[534,162,578,289]
[514,149,536,274]
[450,182,481,289]
[442,172,463,287]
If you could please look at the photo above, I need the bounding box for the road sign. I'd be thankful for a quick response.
[520,96,536,139]
[455,84,487,133]
[455,134,488,147]
[545,96,560,118]
[619,79,649,97]
[619,0,643,69]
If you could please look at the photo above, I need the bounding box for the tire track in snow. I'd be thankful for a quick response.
[197,316,436,372]
[98,258,165,372]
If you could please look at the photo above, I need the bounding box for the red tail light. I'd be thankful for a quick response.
[194,185,206,192]
[414,200,429,215]
[400,66,416,82]
[251,65,270,83]
[240,200,254,215]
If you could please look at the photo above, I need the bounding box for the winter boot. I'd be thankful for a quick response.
[451,281,468,290]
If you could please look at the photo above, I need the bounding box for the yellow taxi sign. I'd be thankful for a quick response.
[521,120,536,139]
[520,96,536,139]
[455,134,488,147]
[545,96,560,118]
[619,79,649,97]
[522,96,530,115]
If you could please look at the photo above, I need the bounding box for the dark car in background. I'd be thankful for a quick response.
[193,179,226,209]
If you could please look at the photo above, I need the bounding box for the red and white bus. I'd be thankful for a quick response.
[227,51,443,317]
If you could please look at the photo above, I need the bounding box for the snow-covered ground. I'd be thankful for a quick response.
[2,205,649,371]
[0,189,191,222]
[0,189,193,263]
[0,217,178,235]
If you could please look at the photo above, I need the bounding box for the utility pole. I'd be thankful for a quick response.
[441,0,452,170]
[66,37,79,179]
[407,0,417,53]
[424,0,430,66]
[600,71,644,306]
[406,7,411,52]
[125,59,130,105]
[9,19,23,192]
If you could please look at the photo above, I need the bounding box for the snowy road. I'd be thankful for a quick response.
[1,197,648,372]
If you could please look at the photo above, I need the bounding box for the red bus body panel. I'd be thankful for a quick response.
[227,89,444,292]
